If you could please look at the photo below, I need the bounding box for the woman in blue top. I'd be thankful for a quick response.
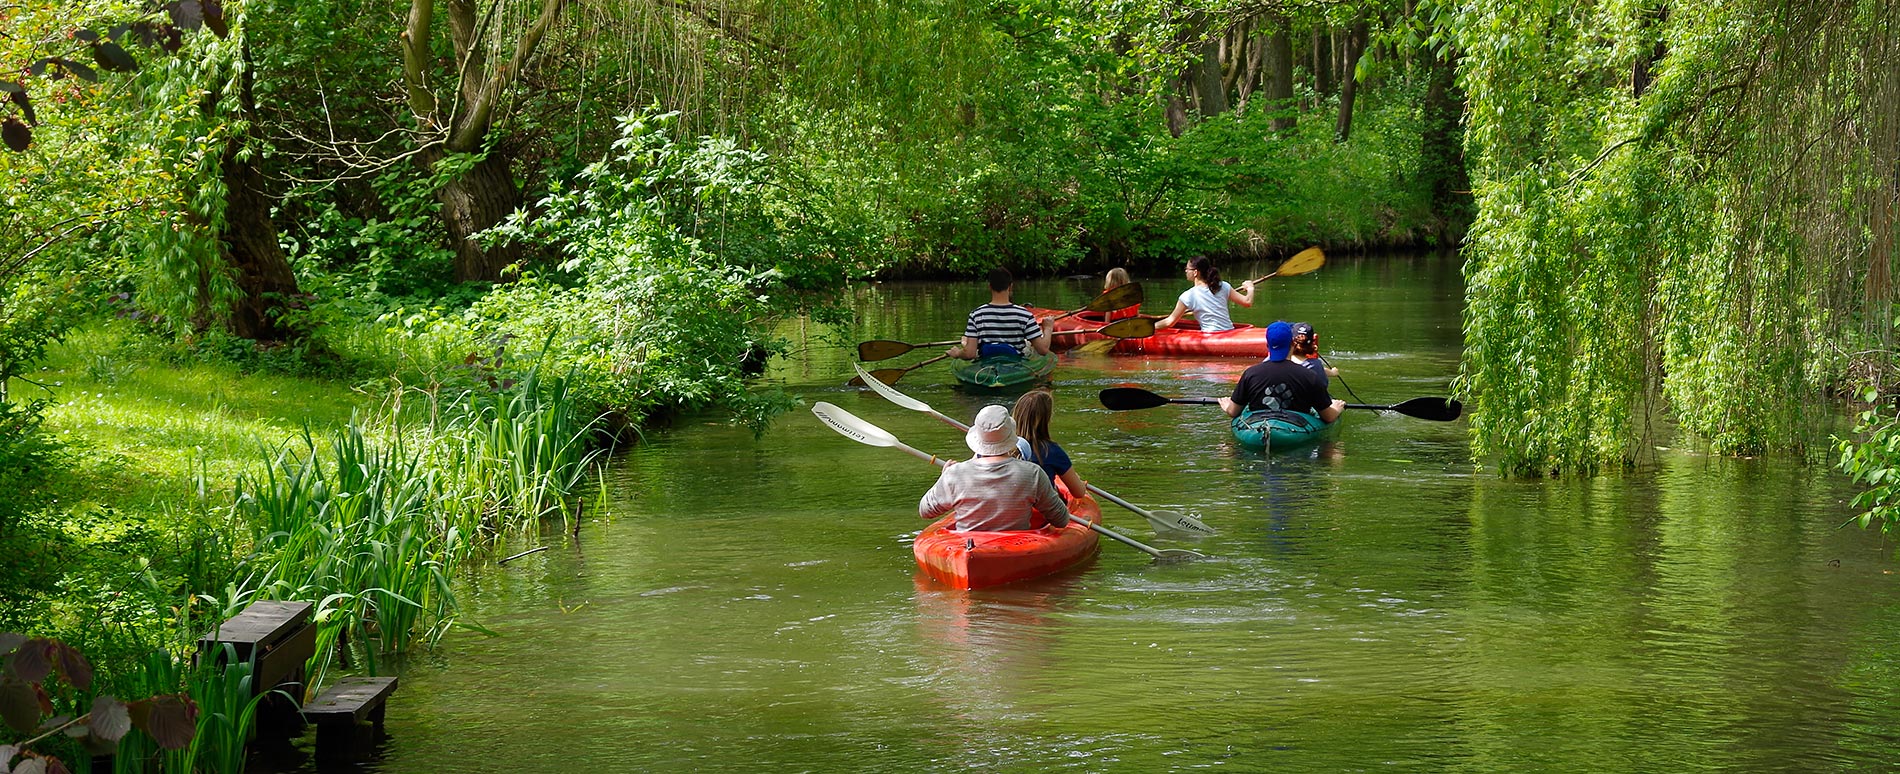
[1153,255,1255,333]
[1012,390,1086,497]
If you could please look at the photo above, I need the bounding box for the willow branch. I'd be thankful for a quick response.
[1566,136,1641,187]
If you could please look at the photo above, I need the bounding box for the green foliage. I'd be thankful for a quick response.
[1838,388,1900,537]
[479,109,841,432]
[1448,0,1898,474]
[0,399,63,536]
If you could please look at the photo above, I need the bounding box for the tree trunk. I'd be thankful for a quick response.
[432,150,526,282]
[1166,93,1191,137]
[1221,21,1247,99]
[1420,51,1472,242]
[1335,22,1368,141]
[222,37,299,341]
[1266,26,1296,132]
[1239,28,1267,107]
[1195,35,1228,116]
[1312,29,1332,97]
[1633,3,1669,98]
[402,0,566,284]
[222,148,300,340]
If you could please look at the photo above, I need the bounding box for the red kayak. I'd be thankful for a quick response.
[912,486,1102,590]
[1032,307,1268,358]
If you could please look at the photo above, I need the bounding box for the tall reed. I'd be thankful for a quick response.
[223,368,603,681]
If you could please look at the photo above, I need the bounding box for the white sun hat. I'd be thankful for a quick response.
[964,405,1020,456]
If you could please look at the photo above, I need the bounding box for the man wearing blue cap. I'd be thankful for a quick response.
[1219,321,1344,423]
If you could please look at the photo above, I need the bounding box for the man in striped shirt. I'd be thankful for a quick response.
[948,267,1055,360]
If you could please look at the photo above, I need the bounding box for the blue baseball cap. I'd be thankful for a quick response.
[1265,321,1293,361]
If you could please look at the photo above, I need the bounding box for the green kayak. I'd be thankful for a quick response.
[952,353,1057,390]
[1231,409,1338,451]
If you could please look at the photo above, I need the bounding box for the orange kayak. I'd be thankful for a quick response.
[912,489,1102,589]
[1032,306,1268,358]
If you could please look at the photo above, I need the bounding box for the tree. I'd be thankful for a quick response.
[400,0,570,283]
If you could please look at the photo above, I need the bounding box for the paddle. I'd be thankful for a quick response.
[1097,386,1464,421]
[1244,246,1326,285]
[1044,282,1144,322]
[848,353,951,386]
[850,363,1218,536]
[811,401,1206,563]
[858,286,1144,362]
[1049,316,1157,340]
[858,339,962,362]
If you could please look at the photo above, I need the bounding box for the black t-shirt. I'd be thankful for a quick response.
[1230,359,1333,415]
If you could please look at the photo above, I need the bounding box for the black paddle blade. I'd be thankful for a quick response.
[1099,317,1156,339]
[1389,397,1461,421]
[1083,282,1143,313]
[1347,397,1463,421]
[1099,387,1174,411]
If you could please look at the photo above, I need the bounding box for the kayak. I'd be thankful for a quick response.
[1231,409,1337,451]
[1032,307,1267,358]
[951,353,1057,389]
[913,488,1102,589]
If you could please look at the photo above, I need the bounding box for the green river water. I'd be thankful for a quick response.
[359,253,1900,771]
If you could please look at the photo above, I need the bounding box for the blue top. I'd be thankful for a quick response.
[1299,357,1329,385]
[1015,437,1074,484]
[1178,282,1235,332]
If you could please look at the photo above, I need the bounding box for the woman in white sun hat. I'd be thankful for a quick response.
[918,404,1072,531]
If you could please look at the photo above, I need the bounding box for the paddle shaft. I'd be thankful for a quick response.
[1046,283,1143,322]
[851,353,952,385]
[859,339,961,361]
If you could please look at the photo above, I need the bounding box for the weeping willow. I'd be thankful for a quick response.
[1450,0,1900,475]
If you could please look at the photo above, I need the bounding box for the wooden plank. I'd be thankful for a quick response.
[255,622,315,692]
[303,677,399,724]
[198,601,312,649]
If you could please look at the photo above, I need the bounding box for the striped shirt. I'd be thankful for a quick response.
[964,304,1042,354]
[919,458,1071,531]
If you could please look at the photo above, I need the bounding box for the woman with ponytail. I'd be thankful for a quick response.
[1154,255,1254,333]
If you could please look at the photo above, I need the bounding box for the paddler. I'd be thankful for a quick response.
[919,405,1071,531]
[1220,321,1344,423]
[1153,255,1255,333]
[1012,389,1087,496]
[1101,268,1140,320]
[947,267,1056,360]
[1289,322,1340,382]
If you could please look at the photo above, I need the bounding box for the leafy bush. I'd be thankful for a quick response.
[0,399,63,536]
[478,109,844,433]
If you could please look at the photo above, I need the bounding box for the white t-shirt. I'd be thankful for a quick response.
[1178,282,1234,332]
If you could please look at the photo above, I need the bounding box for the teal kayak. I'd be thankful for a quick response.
[952,353,1057,389]
[1231,409,1337,450]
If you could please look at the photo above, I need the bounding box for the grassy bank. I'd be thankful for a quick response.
[2,318,607,770]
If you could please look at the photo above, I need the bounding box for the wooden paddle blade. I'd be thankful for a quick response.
[1274,246,1325,277]
[1098,317,1156,339]
[1071,337,1121,355]
[847,368,906,387]
[857,340,915,361]
[1082,282,1144,313]
[1099,387,1174,411]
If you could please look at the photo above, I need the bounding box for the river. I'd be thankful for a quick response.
[357,253,1900,771]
